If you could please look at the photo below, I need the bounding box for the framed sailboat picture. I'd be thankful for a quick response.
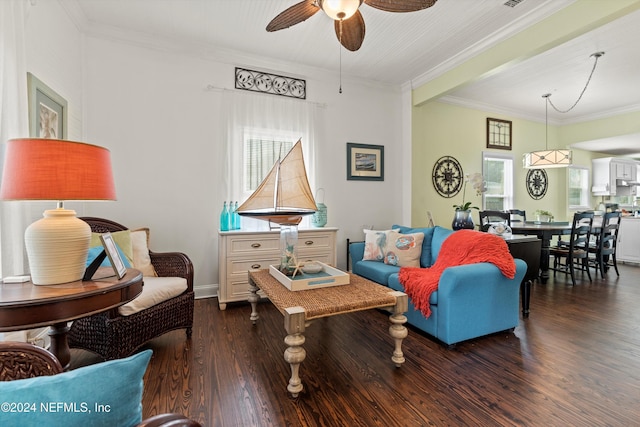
[347,143,384,181]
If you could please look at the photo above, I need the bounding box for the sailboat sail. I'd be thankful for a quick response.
[237,139,317,225]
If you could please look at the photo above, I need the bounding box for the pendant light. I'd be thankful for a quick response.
[522,94,572,169]
[523,52,604,169]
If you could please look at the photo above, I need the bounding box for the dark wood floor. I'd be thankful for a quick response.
[71,263,640,426]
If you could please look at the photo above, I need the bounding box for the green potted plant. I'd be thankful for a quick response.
[534,209,554,223]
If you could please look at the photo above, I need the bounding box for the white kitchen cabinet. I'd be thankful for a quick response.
[617,217,640,263]
[592,157,639,196]
[615,161,636,180]
[217,227,338,309]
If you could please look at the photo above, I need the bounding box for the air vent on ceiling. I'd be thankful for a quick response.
[504,0,525,7]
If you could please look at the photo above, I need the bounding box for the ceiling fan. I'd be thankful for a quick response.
[266,0,438,51]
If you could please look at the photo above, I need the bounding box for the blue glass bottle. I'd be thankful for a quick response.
[220,201,229,231]
[233,201,241,230]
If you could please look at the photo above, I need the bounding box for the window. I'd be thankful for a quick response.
[243,130,294,193]
[224,90,322,209]
[482,152,514,210]
[568,166,590,210]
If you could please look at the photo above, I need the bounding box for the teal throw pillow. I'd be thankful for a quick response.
[0,349,152,427]
[430,226,455,264]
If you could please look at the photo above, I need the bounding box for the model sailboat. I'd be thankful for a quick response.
[237,139,317,226]
[237,139,317,277]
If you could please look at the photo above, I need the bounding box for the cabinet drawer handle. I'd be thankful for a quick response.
[304,240,314,245]
[251,264,261,269]
[251,243,261,248]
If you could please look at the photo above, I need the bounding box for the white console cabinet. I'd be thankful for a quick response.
[217,227,338,309]
[617,217,640,264]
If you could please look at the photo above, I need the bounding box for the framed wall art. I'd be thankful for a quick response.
[346,143,384,181]
[27,72,68,139]
[486,118,512,150]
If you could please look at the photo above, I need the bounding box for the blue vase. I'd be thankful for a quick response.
[452,210,475,230]
[220,202,229,231]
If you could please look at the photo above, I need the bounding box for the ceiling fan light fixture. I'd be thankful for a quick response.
[320,0,361,20]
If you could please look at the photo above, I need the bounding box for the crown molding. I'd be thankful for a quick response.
[439,95,640,126]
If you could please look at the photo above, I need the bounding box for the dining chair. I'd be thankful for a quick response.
[550,211,594,286]
[478,210,511,232]
[509,209,526,222]
[588,211,621,277]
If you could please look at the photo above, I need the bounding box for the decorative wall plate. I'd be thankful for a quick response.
[526,169,548,199]
[432,156,463,198]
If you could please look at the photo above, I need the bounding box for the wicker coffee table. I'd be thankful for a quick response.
[248,269,408,397]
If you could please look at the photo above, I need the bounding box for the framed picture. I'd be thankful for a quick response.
[486,118,512,150]
[27,72,68,139]
[347,143,384,181]
[99,233,127,279]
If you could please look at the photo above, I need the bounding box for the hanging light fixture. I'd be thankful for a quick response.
[523,52,605,169]
[318,0,363,94]
[522,94,572,169]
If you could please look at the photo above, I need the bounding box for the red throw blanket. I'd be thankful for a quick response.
[398,230,516,318]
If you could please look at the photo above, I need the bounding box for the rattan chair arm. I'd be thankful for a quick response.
[149,251,194,291]
[136,413,202,427]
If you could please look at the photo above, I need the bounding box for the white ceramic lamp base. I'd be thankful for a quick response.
[25,208,91,285]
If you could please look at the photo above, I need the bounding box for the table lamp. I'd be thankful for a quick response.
[0,138,116,285]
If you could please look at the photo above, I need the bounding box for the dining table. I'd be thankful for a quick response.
[510,219,601,284]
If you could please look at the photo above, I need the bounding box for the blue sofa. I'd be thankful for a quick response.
[349,225,527,346]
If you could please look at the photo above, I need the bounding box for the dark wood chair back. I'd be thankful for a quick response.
[590,211,621,276]
[550,211,594,285]
[479,210,511,232]
[509,209,526,222]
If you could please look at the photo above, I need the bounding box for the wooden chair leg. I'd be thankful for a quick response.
[569,259,576,286]
[598,256,606,277]
[612,254,620,276]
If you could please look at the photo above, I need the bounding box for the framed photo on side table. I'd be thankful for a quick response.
[99,233,127,279]
[27,72,68,139]
[347,143,384,181]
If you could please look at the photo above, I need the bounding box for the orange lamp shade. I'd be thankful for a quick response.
[0,138,116,201]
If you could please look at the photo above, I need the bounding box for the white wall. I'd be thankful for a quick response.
[16,1,405,294]
[2,0,85,343]
[78,37,404,292]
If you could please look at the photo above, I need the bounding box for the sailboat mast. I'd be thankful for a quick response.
[273,159,280,211]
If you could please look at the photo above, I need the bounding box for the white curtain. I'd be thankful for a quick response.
[222,89,325,226]
[0,0,30,278]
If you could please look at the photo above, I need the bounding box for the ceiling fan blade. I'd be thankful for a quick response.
[364,0,437,13]
[334,10,365,51]
[266,0,320,32]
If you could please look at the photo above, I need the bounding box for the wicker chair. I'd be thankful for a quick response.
[0,340,63,380]
[68,217,194,360]
[0,341,201,426]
